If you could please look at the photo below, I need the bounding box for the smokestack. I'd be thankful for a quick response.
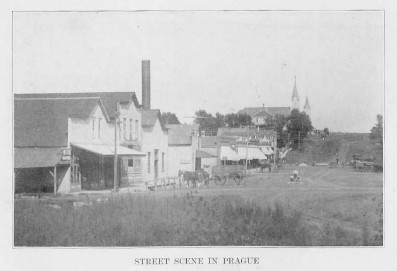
[142,60,151,110]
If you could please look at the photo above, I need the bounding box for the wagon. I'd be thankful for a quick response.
[210,165,246,185]
[354,161,374,172]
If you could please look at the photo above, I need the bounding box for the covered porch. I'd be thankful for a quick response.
[71,143,146,191]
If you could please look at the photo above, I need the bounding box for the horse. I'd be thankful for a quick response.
[178,170,199,188]
[178,169,209,188]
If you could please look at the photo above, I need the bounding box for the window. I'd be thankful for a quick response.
[98,118,101,138]
[129,119,133,140]
[92,118,96,138]
[162,152,165,172]
[135,120,139,139]
[128,159,134,167]
[119,122,122,140]
[147,152,151,173]
[123,118,127,140]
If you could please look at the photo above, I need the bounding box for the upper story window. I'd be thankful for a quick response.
[123,118,127,140]
[129,119,133,140]
[135,120,139,139]
[98,118,101,138]
[162,152,165,172]
[92,118,96,138]
[147,152,151,173]
[119,122,122,141]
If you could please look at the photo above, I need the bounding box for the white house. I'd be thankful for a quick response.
[141,109,169,181]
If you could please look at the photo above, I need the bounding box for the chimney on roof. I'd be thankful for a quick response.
[142,60,151,110]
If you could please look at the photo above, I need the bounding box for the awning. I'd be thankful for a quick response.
[196,150,216,158]
[72,143,146,156]
[14,147,63,168]
[262,146,274,155]
[237,147,267,160]
[220,146,243,161]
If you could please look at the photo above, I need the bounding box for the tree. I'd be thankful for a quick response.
[266,114,289,147]
[324,128,330,136]
[286,109,313,149]
[370,114,383,144]
[195,109,224,133]
[224,113,252,128]
[161,112,180,125]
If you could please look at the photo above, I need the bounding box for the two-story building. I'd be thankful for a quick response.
[14,96,145,194]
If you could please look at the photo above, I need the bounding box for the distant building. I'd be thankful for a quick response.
[166,123,199,176]
[238,77,311,127]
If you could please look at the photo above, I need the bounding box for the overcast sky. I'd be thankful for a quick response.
[13,11,383,132]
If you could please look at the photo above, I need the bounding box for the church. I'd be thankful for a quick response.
[237,77,311,128]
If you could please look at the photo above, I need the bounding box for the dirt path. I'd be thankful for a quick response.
[337,140,352,164]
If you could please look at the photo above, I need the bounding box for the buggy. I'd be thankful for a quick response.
[210,165,247,185]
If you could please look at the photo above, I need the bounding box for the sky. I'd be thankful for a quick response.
[13,11,384,132]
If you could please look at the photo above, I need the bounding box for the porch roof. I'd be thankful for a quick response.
[14,147,64,168]
[237,147,268,160]
[72,143,146,157]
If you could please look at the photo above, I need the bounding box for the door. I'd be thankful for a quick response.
[70,155,81,192]
[154,149,159,179]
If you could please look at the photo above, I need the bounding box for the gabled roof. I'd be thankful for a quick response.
[166,124,199,145]
[252,110,272,118]
[238,107,290,117]
[141,109,167,131]
[15,92,140,118]
[14,97,102,147]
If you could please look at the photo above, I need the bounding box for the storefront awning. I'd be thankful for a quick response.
[261,146,274,155]
[72,143,146,157]
[237,147,268,160]
[220,146,243,161]
[14,147,63,168]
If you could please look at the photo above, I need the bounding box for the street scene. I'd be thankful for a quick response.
[13,11,383,246]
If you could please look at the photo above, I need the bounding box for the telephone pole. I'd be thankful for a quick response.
[114,110,120,192]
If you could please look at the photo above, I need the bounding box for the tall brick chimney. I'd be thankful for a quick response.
[142,60,151,110]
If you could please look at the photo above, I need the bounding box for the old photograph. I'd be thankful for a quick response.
[12,10,384,247]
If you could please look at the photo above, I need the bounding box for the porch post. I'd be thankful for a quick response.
[53,165,57,195]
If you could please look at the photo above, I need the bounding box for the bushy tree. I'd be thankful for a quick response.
[286,109,313,149]
[324,128,330,136]
[161,112,180,125]
[224,113,252,128]
[266,114,289,147]
[370,114,383,144]
[195,110,225,133]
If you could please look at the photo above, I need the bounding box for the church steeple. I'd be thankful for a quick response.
[304,96,310,110]
[291,76,300,110]
[303,96,311,117]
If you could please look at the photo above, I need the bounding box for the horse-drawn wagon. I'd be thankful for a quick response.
[210,165,246,185]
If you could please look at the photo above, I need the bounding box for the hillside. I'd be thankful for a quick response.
[285,133,382,167]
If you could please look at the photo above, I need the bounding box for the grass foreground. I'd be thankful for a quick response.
[14,190,382,247]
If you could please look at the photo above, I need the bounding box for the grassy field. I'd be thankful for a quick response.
[14,166,383,247]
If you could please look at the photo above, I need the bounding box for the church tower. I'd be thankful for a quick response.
[291,76,300,111]
[303,96,311,117]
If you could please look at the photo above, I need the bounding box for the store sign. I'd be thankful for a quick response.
[61,148,71,161]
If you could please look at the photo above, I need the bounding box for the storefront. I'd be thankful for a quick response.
[71,144,146,190]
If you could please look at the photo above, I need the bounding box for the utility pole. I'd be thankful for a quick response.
[114,110,120,192]
[245,125,249,175]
